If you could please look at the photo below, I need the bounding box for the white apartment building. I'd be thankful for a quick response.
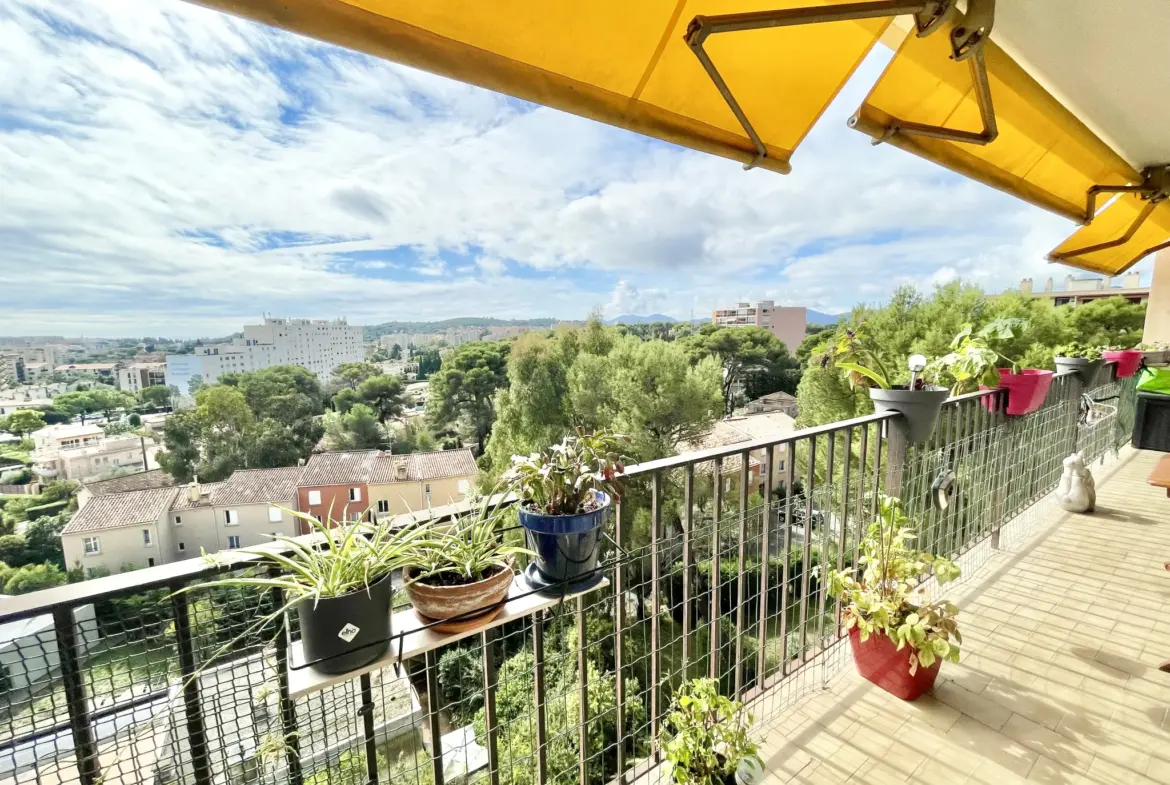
[31,423,153,483]
[166,317,364,395]
[117,362,167,394]
[712,300,807,354]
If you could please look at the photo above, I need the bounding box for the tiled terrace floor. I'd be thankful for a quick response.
[757,448,1170,785]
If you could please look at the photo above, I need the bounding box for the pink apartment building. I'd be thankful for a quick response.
[712,300,807,353]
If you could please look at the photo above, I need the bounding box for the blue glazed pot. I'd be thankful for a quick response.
[518,492,611,585]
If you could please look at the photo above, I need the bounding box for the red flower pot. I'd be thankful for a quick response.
[1103,349,1143,378]
[848,627,941,701]
[980,368,1054,416]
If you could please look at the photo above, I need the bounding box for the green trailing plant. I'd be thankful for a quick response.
[660,678,761,785]
[927,317,1028,395]
[402,499,532,586]
[817,322,892,390]
[827,495,962,675]
[501,428,629,515]
[1054,342,1105,361]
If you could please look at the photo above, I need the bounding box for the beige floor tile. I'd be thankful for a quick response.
[1025,755,1093,785]
[945,715,1038,777]
[1002,713,1093,772]
[934,681,1014,731]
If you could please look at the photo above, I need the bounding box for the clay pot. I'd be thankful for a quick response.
[404,562,514,633]
[849,626,941,701]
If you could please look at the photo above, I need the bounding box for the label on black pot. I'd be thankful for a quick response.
[337,623,360,642]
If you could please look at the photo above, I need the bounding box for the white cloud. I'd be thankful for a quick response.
[0,0,1124,338]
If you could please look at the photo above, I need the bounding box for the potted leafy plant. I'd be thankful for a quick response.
[827,495,962,701]
[660,678,763,785]
[402,499,532,633]
[1102,346,1144,378]
[821,323,947,443]
[1054,342,1106,384]
[502,429,627,590]
[187,509,433,675]
[928,318,1054,415]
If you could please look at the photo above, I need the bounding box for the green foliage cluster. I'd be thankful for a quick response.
[661,678,760,785]
[828,496,962,675]
[157,365,326,482]
[796,284,1147,429]
[684,323,799,414]
[502,430,628,515]
[427,341,510,453]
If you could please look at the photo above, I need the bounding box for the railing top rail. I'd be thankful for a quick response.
[0,493,511,624]
[622,409,896,477]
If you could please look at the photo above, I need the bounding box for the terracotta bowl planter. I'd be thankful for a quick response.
[404,562,514,633]
[849,627,941,701]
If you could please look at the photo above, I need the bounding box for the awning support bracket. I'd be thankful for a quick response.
[684,0,996,171]
[1050,164,1170,262]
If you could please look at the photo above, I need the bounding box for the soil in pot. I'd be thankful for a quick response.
[405,562,514,633]
[297,573,393,675]
[868,386,949,444]
[518,491,610,587]
[848,626,941,701]
[981,368,1054,416]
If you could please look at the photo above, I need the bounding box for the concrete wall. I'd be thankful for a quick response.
[1145,249,1170,344]
[0,605,96,693]
[368,476,472,517]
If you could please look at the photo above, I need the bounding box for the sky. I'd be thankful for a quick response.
[0,1,1148,339]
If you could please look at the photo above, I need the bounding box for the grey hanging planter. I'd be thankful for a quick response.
[869,386,949,443]
[1055,356,1105,385]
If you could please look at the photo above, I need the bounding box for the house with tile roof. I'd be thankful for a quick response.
[61,467,301,573]
[367,448,479,520]
[294,450,382,531]
[76,468,174,507]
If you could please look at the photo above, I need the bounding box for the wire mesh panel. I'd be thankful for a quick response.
[0,373,1142,785]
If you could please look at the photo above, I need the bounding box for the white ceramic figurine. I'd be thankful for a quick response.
[1056,452,1096,513]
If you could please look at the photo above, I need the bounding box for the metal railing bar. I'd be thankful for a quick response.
[170,586,214,785]
[52,606,100,785]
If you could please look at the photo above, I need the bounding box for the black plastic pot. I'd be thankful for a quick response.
[1055,356,1105,385]
[868,386,949,444]
[518,492,610,587]
[296,573,392,675]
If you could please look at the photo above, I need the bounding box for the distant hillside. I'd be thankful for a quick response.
[807,310,841,325]
[364,317,558,340]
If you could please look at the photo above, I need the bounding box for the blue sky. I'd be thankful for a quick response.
[0,0,1142,338]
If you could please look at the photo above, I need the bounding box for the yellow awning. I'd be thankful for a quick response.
[195,0,897,174]
[1048,195,1170,275]
[850,19,1140,224]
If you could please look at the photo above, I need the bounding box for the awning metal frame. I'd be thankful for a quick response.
[1050,164,1170,263]
[684,0,997,171]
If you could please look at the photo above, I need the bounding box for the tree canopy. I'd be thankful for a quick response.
[2,409,45,438]
[322,403,385,450]
[684,323,799,415]
[428,341,511,454]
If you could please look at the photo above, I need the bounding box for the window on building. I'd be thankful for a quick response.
[174,515,182,526]
[457,479,470,494]
[83,537,101,555]
[225,509,239,526]
[267,506,282,523]
[148,558,155,567]
[424,483,432,505]
[142,529,152,547]
[376,499,390,514]
[349,487,362,502]
[227,536,241,549]
[308,490,322,506]
[178,542,186,552]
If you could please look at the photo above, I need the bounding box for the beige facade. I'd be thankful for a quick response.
[1010,272,1149,306]
[712,301,807,354]
[1144,249,1170,344]
[167,491,298,559]
[116,362,167,393]
[63,521,166,574]
[368,475,472,518]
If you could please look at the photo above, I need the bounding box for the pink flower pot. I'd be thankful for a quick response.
[1103,349,1143,378]
[849,627,941,701]
[981,368,1054,416]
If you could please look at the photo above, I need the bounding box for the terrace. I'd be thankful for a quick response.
[0,364,1162,785]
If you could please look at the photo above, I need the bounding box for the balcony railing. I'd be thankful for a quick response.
[0,367,1138,785]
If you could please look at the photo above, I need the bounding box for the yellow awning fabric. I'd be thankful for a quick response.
[1048,196,1170,275]
[195,0,896,174]
[851,20,1140,224]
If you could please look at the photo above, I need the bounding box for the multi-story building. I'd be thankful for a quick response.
[62,467,302,573]
[368,449,478,518]
[116,362,167,394]
[53,362,120,383]
[31,423,153,482]
[712,301,807,354]
[0,353,24,384]
[166,317,364,395]
[1007,272,1149,307]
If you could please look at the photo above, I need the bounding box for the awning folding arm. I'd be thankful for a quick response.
[684,0,997,171]
[1050,165,1170,262]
